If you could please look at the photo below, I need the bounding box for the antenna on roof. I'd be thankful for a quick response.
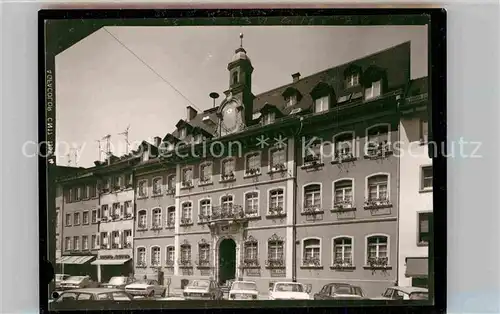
[118,125,131,154]
[70,146,82,167]
[66,152,72,166]
[209,92,219,108]
[102,134,111,158]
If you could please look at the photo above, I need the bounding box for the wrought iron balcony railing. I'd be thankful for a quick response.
[208,204,247,222]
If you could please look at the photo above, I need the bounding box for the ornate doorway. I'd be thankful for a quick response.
[218,238,236,284]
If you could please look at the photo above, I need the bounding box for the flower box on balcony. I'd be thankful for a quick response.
[101,216,108,222]
[165,260,174,268]
[151,224,162,230]
[332,151,356,164]
[365,257,389,269]
[136,262,147,269]
[221,172,235,182]
[165,221,174,228]
[180,218,193,226]
[302,155,323,169]
[111,214,120,220]
[265,259,285,269]
[266,207,286,218]
[245,168,261,177]
[123,242,132,249]
[241,258,260,269]
[302,206,323,215]
[331,201,356,212]
[137,224,147,230]
[124,213,132,219]
[196,259,211,269]
[100,244,109,250]
[181,180,193,189]
[166,188,175,195]
[198,214,210,224]
[270,163,287,173]
[363,198,392,210]
[111,243,119,249]
[178,259,192,268]
[199,178,212,186]
[301,257,322,269]
[331,259,355,270]
[101,188,110,193]
[152,189,162,196]
[365,141,393,159]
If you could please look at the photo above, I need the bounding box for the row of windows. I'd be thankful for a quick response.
[64,201,133,226]
[64,230,133,251]
[64,174,133,203]
[134,233,429,269]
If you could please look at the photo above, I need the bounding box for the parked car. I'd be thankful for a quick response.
[59,275,99,290]
[50,288,134,304]
[183,279,223,300]
[372,286,429,301]
[228,281,259,300]
[55,274,71,289]
[269,282,311,300]
[313,283,366,300]
[101,276,136,289]
[124,279,166,298]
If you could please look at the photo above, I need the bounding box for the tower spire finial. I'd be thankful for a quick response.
[239,33,244,48]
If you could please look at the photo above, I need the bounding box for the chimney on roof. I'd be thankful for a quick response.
[153,136,162,148]
[186,106,198,122]
[292,72,301,83]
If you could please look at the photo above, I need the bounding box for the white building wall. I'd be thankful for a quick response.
[398,118,433,286]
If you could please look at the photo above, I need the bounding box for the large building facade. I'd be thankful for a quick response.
[53,39,431,298]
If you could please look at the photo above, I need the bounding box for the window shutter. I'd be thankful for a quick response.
[119,231,123,249]
[120,205,124,216]
[97,207,101,219]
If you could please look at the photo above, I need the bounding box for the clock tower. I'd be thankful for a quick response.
[218,33,254,136]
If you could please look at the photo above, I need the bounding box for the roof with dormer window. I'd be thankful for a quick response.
[259,103,284,117]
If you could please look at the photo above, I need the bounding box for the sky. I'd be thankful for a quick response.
[55,25,428,168]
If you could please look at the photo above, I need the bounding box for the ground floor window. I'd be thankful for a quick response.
[412,277,428,288]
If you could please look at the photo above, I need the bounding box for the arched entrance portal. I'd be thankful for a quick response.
[218,238,236,285]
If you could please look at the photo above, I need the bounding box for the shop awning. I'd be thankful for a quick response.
[405,257,428,278]
[56,255,95,265]
[91,258,131,266]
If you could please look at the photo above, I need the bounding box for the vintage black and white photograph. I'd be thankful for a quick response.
[40,10,445,311]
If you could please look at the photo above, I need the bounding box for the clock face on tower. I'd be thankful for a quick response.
[221,101,239,135]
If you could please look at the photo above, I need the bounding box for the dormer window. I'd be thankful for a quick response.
[179,128,186,140]
[286,95,297,107]
[167,143,174,151]
[263,112,275,125]
[142,147,149,162]
[365,80,382,100]
[314,95,329,113]
[346,73,360,88]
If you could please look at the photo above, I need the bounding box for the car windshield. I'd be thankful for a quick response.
[232,282,257,291]
[190,280,210,288]
[410,292,428,300]
[136,279,153,285]
[275,283,303,292]
[108,277,126,285]
[333,285,355,295]
[66,276,85,282]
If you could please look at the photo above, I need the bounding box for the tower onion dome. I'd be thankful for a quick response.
[231,33,251,63]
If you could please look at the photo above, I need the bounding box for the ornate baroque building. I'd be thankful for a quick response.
[53,37,430,298]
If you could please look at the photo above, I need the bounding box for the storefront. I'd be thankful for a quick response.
[405,257,429,288]
[91,255,133,283]
[55,254,97,279]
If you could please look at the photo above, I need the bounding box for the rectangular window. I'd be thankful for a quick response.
[182,168,193,186]
[138,180,147,197]
[73,236,80,250]
[314,95,329,113]
[124,230,132,248]
[65,237,71,251]
[364,80,382,100]
[89,183,97,198]
[346,73,359,88]
[222,159,235,177]
[82,211,89,225]
[421,166,433,191]
[245,242,258,260]
[92,235,98,249]
[304,185,321,208]
[124,173,132,187]
[268,241,284,260]
[65,213,71,226]
[270,148,286,170]
[166,247,175,264]
[181,245,191,261]
[303,239,321,264]
[200,200,211,218]
[334,180,353,204]
[286,95,297,107]
[245,192,259,216]
[368,176,388,201]
[263,112,275,125]
[333,238,352,265]
[101,232,108,248]
[182,203,192,221]
[199,244,210,262]
[152,209,162,228]
[73,212,80,225]
[112,203,120,218]
[91,210,97,223]
[418,212,432,245]
[245,153,261,175]
[167,175,176,192]
[200,164,212,183]
[167,207,175,226]
[367,236,388,260]
[76,187,82,201]
[83,186,89,199]
[124,201,132,217]
[82,236,89,250]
